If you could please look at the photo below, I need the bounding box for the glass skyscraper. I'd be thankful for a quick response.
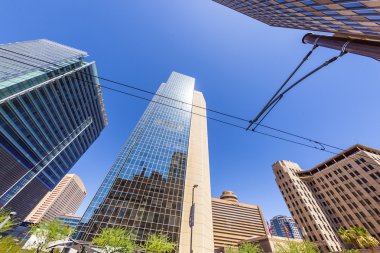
[0,39,107,219]
[270,215,303,240]
[75,72,214,252]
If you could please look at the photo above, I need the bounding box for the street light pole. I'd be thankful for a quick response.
[0,211,16,230]
[190,184,198,253]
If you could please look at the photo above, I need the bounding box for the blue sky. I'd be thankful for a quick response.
[1,1,379,222]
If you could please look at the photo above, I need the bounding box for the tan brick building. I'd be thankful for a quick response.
[25,174,86,223]
[273,144,380,252]
[212,191,268,250]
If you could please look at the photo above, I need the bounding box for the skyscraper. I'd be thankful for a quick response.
[270,215,303,240]
[212,0,380,39]
[25,174,86,224]
[0,39,107,219]
[211,191,268,250]
[56,214,82,229]
[75,72,214,252]
[273,144,380,253]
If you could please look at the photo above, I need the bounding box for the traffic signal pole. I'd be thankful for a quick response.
[302,33,380,61]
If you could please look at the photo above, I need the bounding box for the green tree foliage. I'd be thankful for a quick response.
[338,226,379,253]
[143,233,176,253]
[0,209,17,234]
[225,246,238,253]
[238,242,264,253]
[92,227,137,253]
[0,236,33,253]
[221,243,264,253]
[29,219,73,253]
[340,249,360,253]
[275,240,319,253]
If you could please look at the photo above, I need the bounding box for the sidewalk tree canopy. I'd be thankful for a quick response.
[92,227,137,253]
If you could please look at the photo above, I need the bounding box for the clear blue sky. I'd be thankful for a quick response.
[1,1,379,221]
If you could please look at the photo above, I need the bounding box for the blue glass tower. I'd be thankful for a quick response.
[0,39,107,219]
[270,215,303,239]
[75,72,197,245]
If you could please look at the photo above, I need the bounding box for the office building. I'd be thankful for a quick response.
[0,39,107,219]
[270,215,303,239]
[25,174,86,223]
[212,191,268,250]
[56,214,82,229]
[212,0,380,39]
[74,72,214,252]
[273,144,380,252]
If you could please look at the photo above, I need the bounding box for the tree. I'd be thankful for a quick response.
[29,219,73,253]
[0,236,33,253]
[0,209,17,234]
[143,233,176,253]
[275,240,319,253]
[225,246,238,253]
[338,226,379,253]
[238,242,264,253]
[92,227,137,253]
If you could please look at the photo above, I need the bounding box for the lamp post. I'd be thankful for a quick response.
[190,184,198,253]
[0,211,16,230]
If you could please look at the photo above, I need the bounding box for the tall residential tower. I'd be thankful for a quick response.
[25,174,86,223]
[74,72,214,252]
[273,144,380,252]
[0,39,107,219]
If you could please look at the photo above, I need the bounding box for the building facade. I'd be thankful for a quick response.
[56,214,82,229]
[0,39,107,219]
[74,72,214,252]
[273,144,380,252]
[270,215,303,239]
[25,174,86,223]
[212,191,268,250]
[212,0,380,39]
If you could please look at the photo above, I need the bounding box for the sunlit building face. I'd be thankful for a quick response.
[74,72,214,252]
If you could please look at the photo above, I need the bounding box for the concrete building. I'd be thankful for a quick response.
[25,174,86,223]
[74,72,214,252]
[270,215,303,240]
[212,191,268,250]
[242,235,304,253]
[0,39,107,219]
[273,144,380,252]
[212,0,380,39]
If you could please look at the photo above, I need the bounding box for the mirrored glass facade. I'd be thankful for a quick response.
[213,0,380,39]
[75,72,195,246]
[0,39,107,219]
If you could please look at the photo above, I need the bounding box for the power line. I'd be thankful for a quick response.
[92,84,380,169]
[0,47,350,151]
[247,45,347,131]
[0,47,248,123]
[248,44,319,130]
[0,50,379,168]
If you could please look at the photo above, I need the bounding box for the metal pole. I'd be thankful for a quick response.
[302,33,380,61]
[0,211,16,230]
[190,184,198,253]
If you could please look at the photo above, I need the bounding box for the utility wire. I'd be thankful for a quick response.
[0,48,350,151]
[0,47,248,123]
[0,51,379,168]
[247,44,319,130]
[92,84,380,169]
[247,45,347,131]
